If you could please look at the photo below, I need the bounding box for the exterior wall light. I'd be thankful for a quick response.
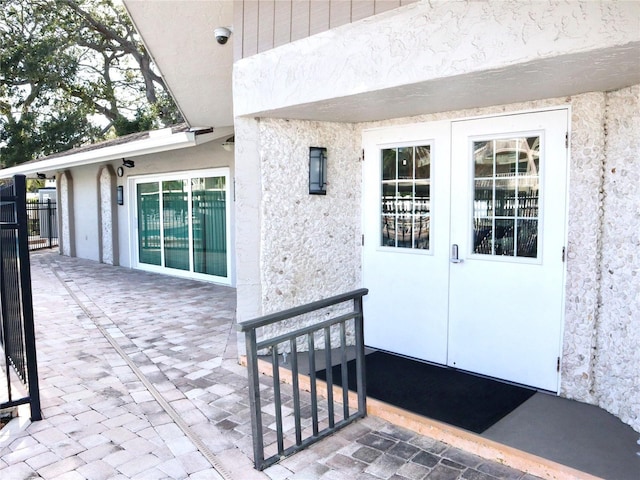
[117,186,124,205]
[222,135,234,152]
[309,147,327,195]
[122,159,135,168]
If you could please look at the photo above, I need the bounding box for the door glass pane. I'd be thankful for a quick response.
[381,216,396,247]
[495,179,516,216]
[137,182,161,266]
[472,137,540,258]
[495,219,515,256]
[379,145,431,250]
[163,179,189,271]
[381,149,396,181]
[474,141,494,177]
[415,146,431,180]
[517,219,538,257]
[474,218,493,254]
[397,147,413,179]
[192,177,227,277]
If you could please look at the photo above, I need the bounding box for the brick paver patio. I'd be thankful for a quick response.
[0,252,541,479]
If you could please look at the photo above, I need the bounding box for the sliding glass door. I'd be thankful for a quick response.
[134,169,230,283]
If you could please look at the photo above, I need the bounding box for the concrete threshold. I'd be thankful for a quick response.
[246,356,603,480]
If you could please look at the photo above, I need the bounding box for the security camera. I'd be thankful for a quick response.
[214,27,232,45]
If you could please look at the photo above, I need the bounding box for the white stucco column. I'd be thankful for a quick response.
[234,117,263,354]
[57,170,75,257]
[98,166,118,265]
[561,92,607,404]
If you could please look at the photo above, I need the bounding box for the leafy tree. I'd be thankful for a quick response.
[0,0,183,167]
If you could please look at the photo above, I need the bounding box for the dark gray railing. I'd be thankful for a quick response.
[0,175,42,421]
[238,288,368,470]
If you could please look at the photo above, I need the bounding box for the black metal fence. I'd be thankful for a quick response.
[238,289,368,470]
[27,199,58,251]
[0,175,42,421]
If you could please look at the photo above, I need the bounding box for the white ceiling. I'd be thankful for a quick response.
[124,1,234,129]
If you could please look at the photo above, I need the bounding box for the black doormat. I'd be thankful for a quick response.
[316,351,536,433]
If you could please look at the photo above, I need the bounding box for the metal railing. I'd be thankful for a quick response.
[26,199,58,251]
[238,288,368,470]
[0,175,42,421]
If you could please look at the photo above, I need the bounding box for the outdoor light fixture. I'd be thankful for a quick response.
[221,135,234,152]
[309,147,327,195]
[36,173,46,180]
[122,159,135,168]
[117,186,124,205]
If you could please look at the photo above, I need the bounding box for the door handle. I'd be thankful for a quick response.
[450,244,464,264]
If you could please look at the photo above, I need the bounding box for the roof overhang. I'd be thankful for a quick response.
[123,0,234,129]
[0,128,228,179]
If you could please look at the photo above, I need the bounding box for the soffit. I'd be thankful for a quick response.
[247,43,640,123]
[123,0,234,129]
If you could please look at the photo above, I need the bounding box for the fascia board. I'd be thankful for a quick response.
[0,131,216,178]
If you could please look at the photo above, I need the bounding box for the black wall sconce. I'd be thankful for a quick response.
[36,172,46,179]
[122,159,135,168]
[309,147,327,195]
[117,185,124,205]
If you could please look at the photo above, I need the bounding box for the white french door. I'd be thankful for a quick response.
[362,110,568,391]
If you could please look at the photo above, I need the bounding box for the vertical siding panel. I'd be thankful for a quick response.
[243,0,260,57]
[374,0,400,14]
[258,0,275,52]
[233,0,244,61]
[291,0,310,41]
[273,0,292,48]
[329,0,351,28]
[351,0,375,22]
[309,1,330,36]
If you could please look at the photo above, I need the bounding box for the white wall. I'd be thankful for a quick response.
[57,140,234,284]
[115,141,234,271]
[71,165,101,262]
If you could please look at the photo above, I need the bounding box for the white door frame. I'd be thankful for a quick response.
[127,167,232,285]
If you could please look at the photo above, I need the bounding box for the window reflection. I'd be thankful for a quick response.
[472,137,540,258]
[380,145,431,250]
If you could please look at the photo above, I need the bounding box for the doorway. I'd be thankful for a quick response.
[131,168,231,284]
[362,110,568,391]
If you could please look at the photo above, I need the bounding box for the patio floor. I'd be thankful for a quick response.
[0,251,634,479]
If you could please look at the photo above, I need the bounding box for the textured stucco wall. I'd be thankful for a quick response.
[560,93,607,405]
[592,85,640,431]
[255,119,361,343]
[259,119,361,310]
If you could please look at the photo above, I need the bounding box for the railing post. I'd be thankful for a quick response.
[245,328,265,469]
[14,175,42,421]
[0,218,11,403]
[47,199,53,248]
[354,295,367,416]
